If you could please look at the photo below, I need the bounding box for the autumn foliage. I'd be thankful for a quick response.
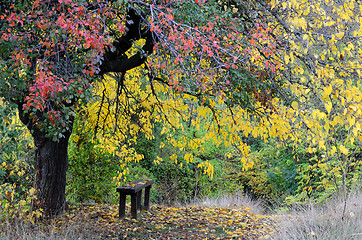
[0,0,361,226]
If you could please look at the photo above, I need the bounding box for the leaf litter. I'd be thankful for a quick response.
[39,203,277,239]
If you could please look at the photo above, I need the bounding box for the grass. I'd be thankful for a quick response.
[0,192,361,239]
[270,191,362,240]
[185,191,266,215]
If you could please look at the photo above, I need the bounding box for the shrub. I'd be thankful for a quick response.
[0,100,39,221]
[67,115,120,204]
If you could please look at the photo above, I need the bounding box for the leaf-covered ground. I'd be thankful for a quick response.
[40,203,277,239]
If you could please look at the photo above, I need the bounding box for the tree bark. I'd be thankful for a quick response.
[18,105,74,215]
[33,131,71,215]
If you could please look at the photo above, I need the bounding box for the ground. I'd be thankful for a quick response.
[1,203,277,239]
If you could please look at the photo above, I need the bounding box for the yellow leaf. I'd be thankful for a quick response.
[19,200,26,207]
[331,146,337,155]
[331,116,344,126]
[323,85,332,100]
[339,145,349,155]
[319,141,326,150]
[282,2,288,9]
[324,122,330,132]
[294,17,307,30]
[17,170,25,177]
[349,104,357,112]
[326,21,335,26]
[170,153,177,163]
[270,0,277,9]
[348,117,356,128]
[246,161,253,169]
[184,153,193,163]
[284,55,290,65]
[325,101,332,114]
[35,209,43,218]
[335,32,344,39]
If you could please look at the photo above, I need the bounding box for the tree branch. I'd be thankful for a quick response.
[99,8,155,75]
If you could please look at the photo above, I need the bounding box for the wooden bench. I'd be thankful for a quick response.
[116,179,154,219]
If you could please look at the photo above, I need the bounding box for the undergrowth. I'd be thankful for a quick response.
[1,192,361,239]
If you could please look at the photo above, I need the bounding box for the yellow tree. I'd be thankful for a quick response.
[70,0,362,207]
[0,0,281,214]
[245,0,362,209]
[3,0,361,216]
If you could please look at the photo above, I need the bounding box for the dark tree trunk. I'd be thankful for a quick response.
[18,105,74,215]
[33,130,72,215]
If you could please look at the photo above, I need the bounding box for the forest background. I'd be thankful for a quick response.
[0,0,362,239]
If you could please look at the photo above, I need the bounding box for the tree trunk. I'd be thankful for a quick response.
[33,131,71,215]
[18,105,74,215]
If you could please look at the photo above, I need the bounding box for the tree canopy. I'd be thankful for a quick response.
[1,0,361,215]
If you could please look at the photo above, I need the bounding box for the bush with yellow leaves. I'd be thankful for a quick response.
[0,99,44,222]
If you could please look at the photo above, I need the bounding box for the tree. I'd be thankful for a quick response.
[4,0,360,217]
[263,0,362,214]
[1,0,278,215]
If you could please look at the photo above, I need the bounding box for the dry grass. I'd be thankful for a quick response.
[183,191,362,240]
[0,204,120,239]
[1,218,85,239]
[179,191,266,215]
[270,192,362,240]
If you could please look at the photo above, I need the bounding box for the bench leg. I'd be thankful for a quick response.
[119,194,126,218]
[131,194,138,219]
[144,186,151,210]
[137,191,142,210]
